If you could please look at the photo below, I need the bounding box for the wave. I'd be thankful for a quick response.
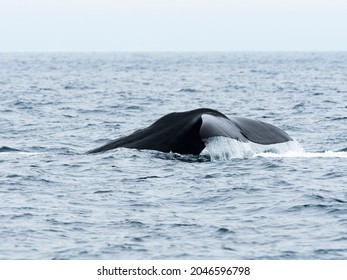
[202,137,346,161]
[178,88,200,93]
[257,150,347,158]
[0,146,20,153]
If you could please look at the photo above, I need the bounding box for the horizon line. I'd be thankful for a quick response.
[1,50,347,53]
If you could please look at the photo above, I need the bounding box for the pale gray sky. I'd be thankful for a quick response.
[1,0,347,52]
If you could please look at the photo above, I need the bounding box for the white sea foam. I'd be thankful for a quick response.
[257,150,347,158]
[202,136,343,161]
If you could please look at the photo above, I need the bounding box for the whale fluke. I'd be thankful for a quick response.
[87,108,292,155]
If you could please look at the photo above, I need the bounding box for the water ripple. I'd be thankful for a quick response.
[1,52,347,260]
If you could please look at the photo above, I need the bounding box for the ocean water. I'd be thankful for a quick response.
[0,52,346,260]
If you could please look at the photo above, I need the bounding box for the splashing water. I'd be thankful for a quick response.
[202,136,346,161]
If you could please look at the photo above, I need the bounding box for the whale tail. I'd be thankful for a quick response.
[88,108,292,155]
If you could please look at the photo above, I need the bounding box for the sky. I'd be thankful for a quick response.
[1,0,347,52]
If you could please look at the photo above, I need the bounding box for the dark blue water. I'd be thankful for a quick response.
[1,53,346,259]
